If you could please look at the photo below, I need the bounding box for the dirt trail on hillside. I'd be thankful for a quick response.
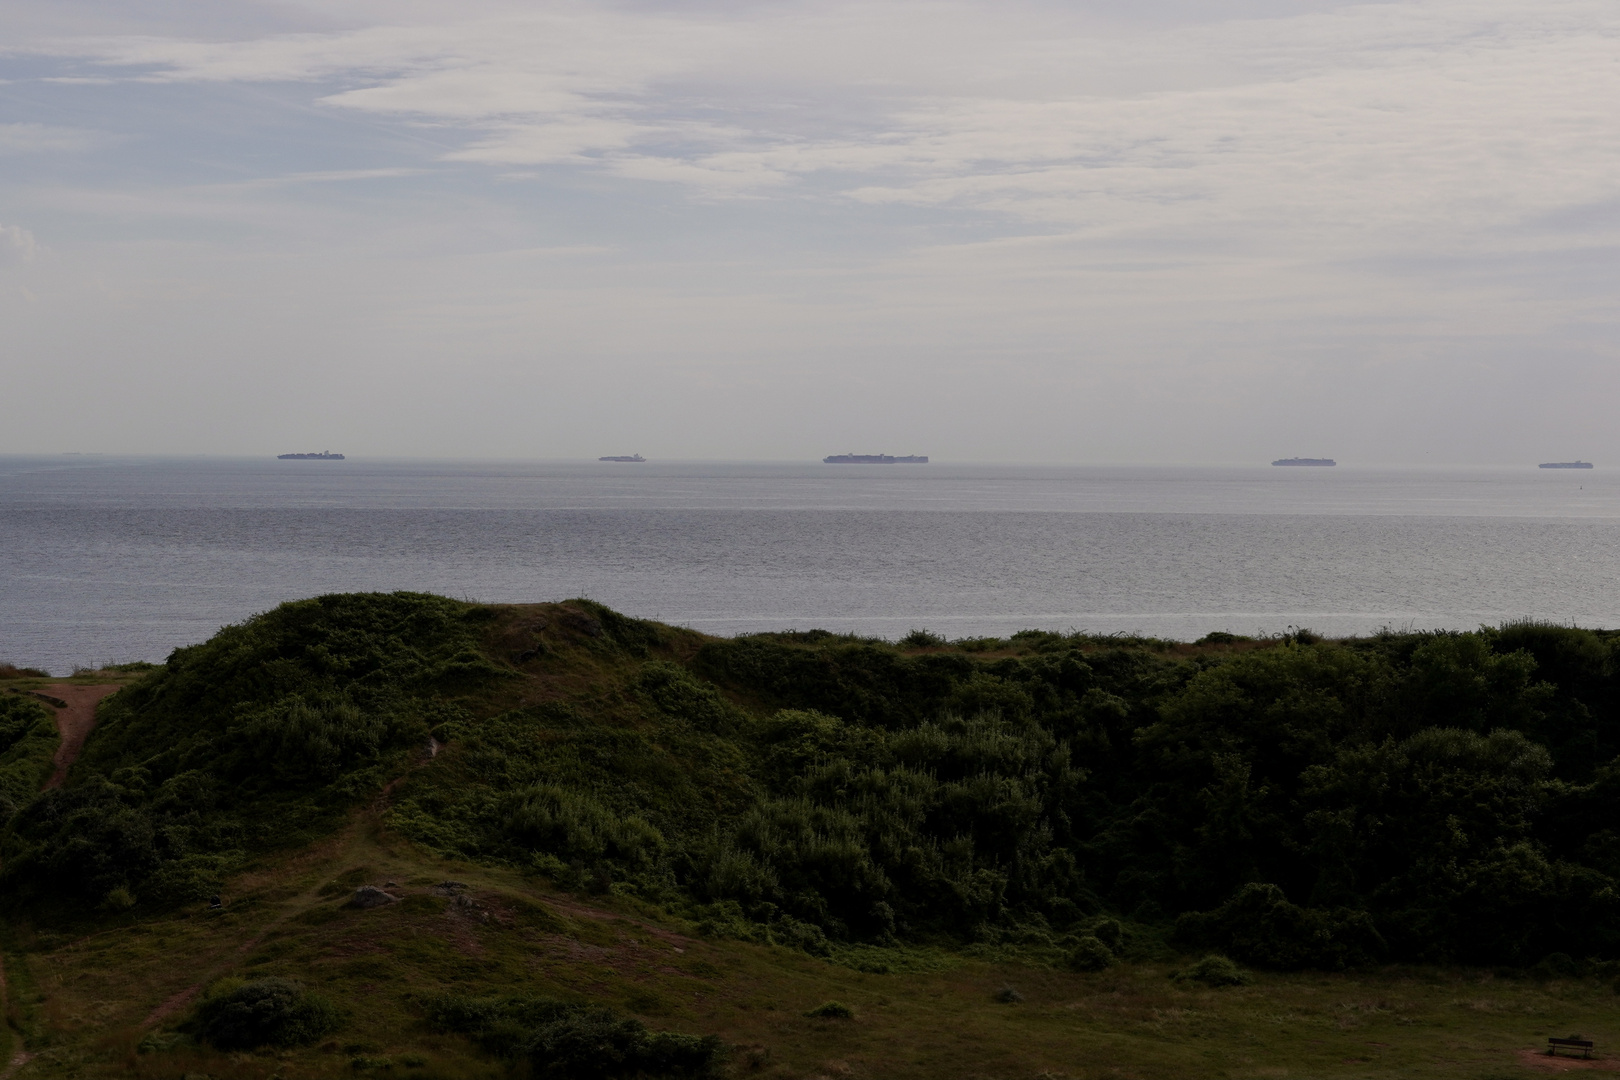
[0,953,28,1080]
[41,684,120,788]
[142,826,375,1027]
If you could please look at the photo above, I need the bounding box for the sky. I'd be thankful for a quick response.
[1,0,1617,463]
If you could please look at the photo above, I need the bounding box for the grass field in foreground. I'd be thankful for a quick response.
[5,807,1620,1080]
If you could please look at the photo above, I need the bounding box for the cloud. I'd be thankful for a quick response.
[229,167,427,187]
[0,224,39,265]
[0,122,102,154]
[13,0,1616,249]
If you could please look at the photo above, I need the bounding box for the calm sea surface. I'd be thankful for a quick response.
[4,456,1620,674]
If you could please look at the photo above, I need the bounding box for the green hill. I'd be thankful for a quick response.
[6,593,1620,1078]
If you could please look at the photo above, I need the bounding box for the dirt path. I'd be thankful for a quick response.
[40,684,120,789]
[1517,1049,1620,1072]
[0,953,28,1080]
[142,828,371,1027]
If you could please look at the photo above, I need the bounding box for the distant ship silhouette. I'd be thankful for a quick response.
[1272,457,1335,466]
[277,450,345,460]
[1539,461,1593,469]
[823,453,928,464]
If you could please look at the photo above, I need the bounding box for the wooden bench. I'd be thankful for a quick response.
[1549,1037,1594,1058]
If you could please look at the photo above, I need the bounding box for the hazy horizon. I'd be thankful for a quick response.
[8,456,1620,675]
[3,453,1608,468]
[3,0,1617,463]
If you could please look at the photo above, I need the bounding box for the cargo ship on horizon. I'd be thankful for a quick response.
[1539,461,1593,469]
[1272,457,1335,466]
[277,451,345,460]
[824,453,928,464]
[599,454,646,462]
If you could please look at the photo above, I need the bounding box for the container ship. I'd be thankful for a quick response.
[277,451,345,460]
[599,454,646,462]
[823,454,928,464]
[1539,461,1593,469]
[1271,457,1335,466]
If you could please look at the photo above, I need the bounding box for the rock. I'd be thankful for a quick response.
[349,886,399,909]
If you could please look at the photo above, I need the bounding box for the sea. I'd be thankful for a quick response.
[3,455,1619,675]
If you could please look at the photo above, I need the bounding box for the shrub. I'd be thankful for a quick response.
[767,916,834,958]
[1176,955,1250,988]
[0,695,56,823]
[805,1001,854,1019]
[425,995,724,1079]
[2,593,502,910]
[526,1008,723,1080]
[1532,952,1580,979]
[900,630,947,649]
[1067,935,1114,972]
[506,784,664,869]
[27,591,1620,973]
[229,691,425,784]
[422,994,574,1057]
[194,977,342,1049]
[1088,918,1125,952]
[5,778,161,902]
[1174,883,1383,970]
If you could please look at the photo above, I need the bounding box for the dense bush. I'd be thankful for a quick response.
[1067,935,1114,972]
[425,995,724,1079]
[507,784,665,871]
[1173,883,1383,970]
[193,977,341,1049]
[20,593,1620,972]
[0,695,57,823]
[389,612,1620,967]
[1175,954,1250,987]
[1,593,501,910]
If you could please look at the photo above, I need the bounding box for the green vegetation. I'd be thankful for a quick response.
[3,592,501,910]
[192,976,342,1049]
[8,594,1620,1077]
[1175,954,1252,988]
[426,994,725,1078]
[0,695,57,823]
[1066,935,1114,972]
[387,610,1620,970]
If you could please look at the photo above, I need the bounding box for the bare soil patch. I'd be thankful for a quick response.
[1517,1049,1620,1072]
[42,683,120,788]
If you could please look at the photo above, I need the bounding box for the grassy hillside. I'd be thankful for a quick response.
[5,594,1620,1078]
